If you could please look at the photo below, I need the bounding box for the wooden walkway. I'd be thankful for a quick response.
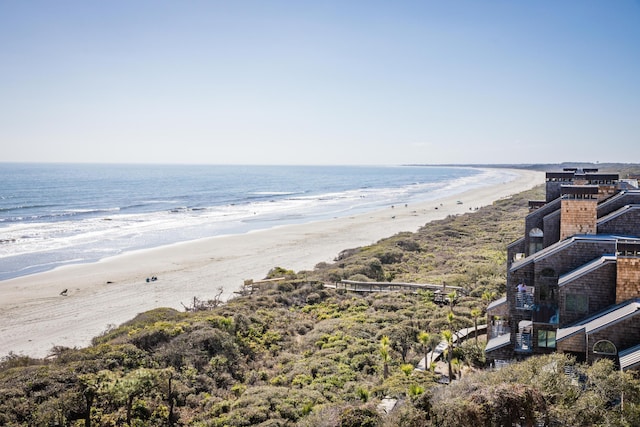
[326,280,466,298]
[416,324,487,371]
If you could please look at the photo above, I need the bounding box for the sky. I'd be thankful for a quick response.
[1,1,639,166]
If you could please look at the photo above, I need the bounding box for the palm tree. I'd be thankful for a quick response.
[447,311,455,326]
[482,290,497,305]
[380,335,391,379]
[442,329,454,382]
[447,290,458,312]
[418,331,432,369]
[447,311,457,348]
[470,308,482,346]
[428,334,441,372]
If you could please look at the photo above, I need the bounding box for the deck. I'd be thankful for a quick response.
[325,280,466,301]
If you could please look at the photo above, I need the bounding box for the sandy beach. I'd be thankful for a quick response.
[0,168,544,359]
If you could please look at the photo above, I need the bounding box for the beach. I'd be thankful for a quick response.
[0,168,544,359]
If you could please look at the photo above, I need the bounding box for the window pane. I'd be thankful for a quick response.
[547,330,556,348]
[537,330,557,348]
[537,330,547,347]
[593,340,616,355]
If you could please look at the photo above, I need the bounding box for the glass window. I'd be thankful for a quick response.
[593,340,617,355]
[530,241,543,255]
[529,228,544,238]
[565,294,588,313]
[537,330,556,348]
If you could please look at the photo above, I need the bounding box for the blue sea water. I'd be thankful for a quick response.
[0,163,516,280]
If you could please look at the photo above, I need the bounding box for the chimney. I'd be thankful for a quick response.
[616,241,640,304]
[559,185,598,240]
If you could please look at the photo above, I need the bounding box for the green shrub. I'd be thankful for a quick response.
[339,405,381,427]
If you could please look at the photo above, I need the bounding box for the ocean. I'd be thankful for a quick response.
[0,163,517,281]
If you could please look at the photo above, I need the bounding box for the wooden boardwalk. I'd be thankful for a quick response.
[331,279,466,293]
[416,324,488,371]
[326,280,466,297]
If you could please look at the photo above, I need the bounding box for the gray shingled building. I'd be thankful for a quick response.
[485,168,640,370]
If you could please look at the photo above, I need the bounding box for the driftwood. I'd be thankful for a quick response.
[181,287,224,312]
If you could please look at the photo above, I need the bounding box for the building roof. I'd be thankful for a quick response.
[561,185,599,195]
[546,172,575,180]
[619,180,639,190]
[586,301,640,334]
[487,296,507,311]
[509,235,627,271]
[597,190,628,208]
[545,171,618,181]
[584,173,619,182]
[598,204,640,226]
[619,344,640,371]
[617,240,640,255]
[485,333,511,353]
[598,189,640,207]
[557,255,616,287]
[530,197,561,218]
[557,299,640,341]
[507,236,524,250]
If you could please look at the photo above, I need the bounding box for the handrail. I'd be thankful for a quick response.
[515,332,532,352]
[515,288,535,310]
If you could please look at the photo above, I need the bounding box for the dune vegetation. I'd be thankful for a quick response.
[2,175,640,426]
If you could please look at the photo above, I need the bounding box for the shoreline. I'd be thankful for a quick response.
[0,165,495,282]
[0,169,544,359]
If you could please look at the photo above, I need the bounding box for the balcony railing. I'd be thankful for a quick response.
[515,333,532,352]
[490,321,510,338]
[515,288,535,310]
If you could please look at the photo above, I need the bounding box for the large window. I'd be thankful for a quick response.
[537,330,556,348]
[565,294,588,314]
[593,340,617,355]
[529,228,544,254]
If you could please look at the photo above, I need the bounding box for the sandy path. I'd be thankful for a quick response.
[0,169,544,358]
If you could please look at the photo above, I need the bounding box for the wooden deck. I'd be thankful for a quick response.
[325,280,466,300]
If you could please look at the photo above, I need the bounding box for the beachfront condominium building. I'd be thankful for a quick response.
[485,168,640,371]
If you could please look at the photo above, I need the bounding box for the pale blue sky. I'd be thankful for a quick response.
[1,1,639,165]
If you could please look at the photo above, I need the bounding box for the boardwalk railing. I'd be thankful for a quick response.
[327,280,466,296]
[237,277,287,295]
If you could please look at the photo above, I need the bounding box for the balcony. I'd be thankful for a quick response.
[515,287,535,310]
[515,333,532,353]
[490,320,510,339]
